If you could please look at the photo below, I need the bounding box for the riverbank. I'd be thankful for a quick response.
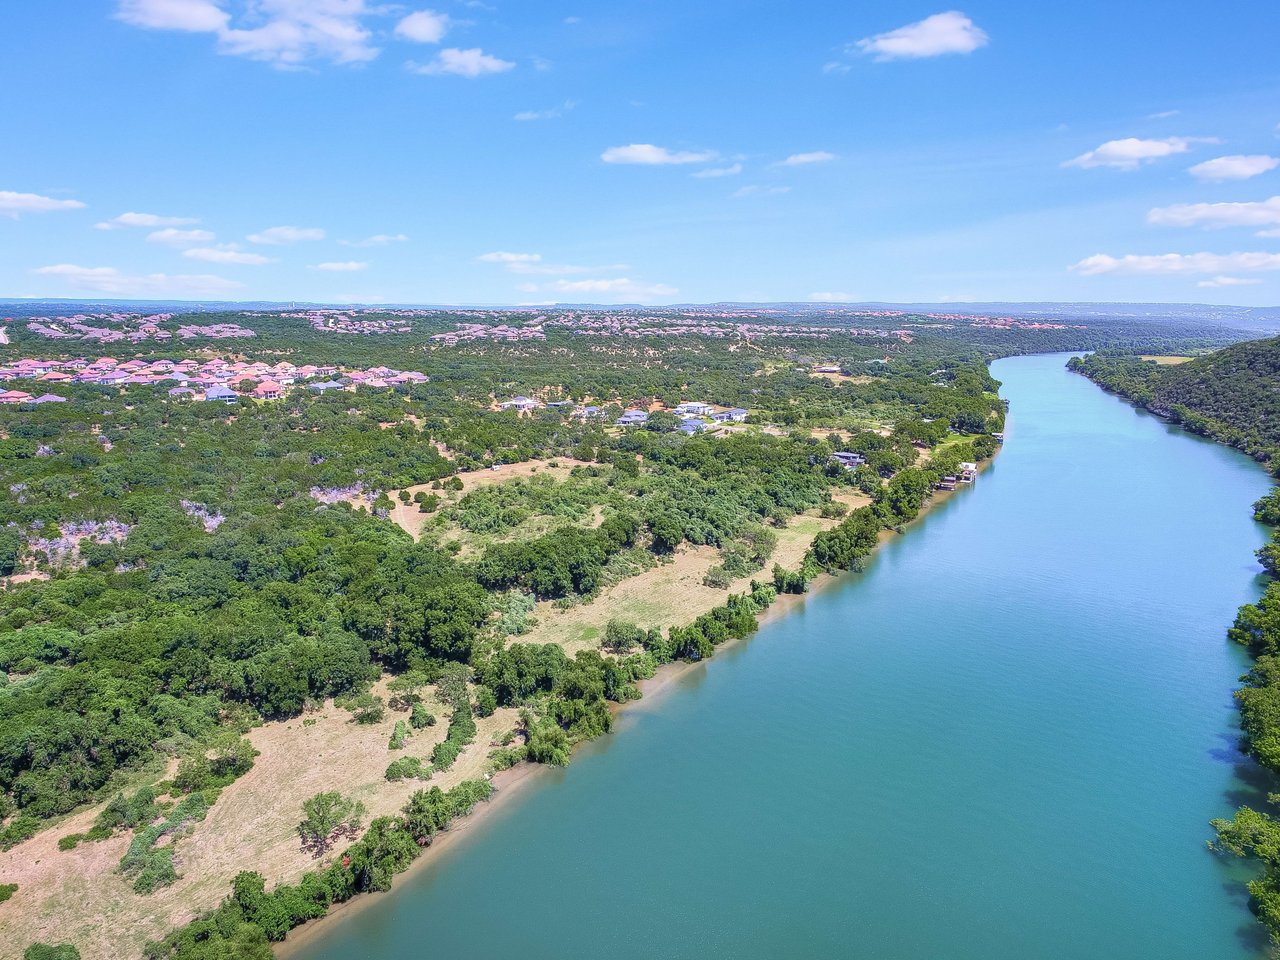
[272,451,997,956]
[282,352,1275,960]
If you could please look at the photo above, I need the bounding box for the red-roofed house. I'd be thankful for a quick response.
[253,380,283,400]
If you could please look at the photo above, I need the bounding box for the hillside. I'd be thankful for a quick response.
[1069,336,1280,467]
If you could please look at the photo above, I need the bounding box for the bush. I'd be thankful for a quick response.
[24,946,80,960]
[388,721,409,750]
[385,757,432,782]
[409,703,436,729]
[474,686,497,718]
[0,882,16,903]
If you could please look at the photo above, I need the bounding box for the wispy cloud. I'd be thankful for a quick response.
[95,211,196,229]
[248,225,326,245]
[514,100,578,121]
[1188,155,1279,182]
[1147,196,1280,231]
[780,151,835,166]
[183,244,273,265]
[33,262,242,295]
[147,227,216,246]
[602,144,717,165]
[1071,251,1280,276]
[410,48,515,77]
[478,251,625,276]
[854,11,989,61]
[1064,136,1216,171]
[0,191,86,217]
[1197,275,1263,288]
[310,260,369,272]
[341,233,410,247]
[692,163,743,179]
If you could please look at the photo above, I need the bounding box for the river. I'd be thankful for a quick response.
[291,353,1275,960]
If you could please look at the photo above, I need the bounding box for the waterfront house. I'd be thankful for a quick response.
[958,462,978,483]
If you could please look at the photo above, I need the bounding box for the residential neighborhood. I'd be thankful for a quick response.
[0,355,429,404]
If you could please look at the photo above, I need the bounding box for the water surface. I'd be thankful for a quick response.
[295,353,1275,960]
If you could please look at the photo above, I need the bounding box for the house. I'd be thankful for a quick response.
[712,407,749,423]
[616,409,649,426]
[308,380,346,393]
[39,371,74,383]
[814,364,842,374]
[204,385,238,404]
[958,462,978,483]
[992,432,1005,445]
[0,390,33,404]
[168,387,197,399]
[32,393,67,404]
[679,417,707,434]
[253,380,284,401]
[830,451,866,471]
[500,396,541,413]
[673,401,715,417]
[574,405,605,420]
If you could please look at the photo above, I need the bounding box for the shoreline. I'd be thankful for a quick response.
[271,445,1000,957]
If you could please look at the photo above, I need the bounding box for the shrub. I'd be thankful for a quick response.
[409,703,436,729]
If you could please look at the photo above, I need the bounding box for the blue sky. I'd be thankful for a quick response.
[2,1,1278,306]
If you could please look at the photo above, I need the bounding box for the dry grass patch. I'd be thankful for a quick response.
[0,679,517,960]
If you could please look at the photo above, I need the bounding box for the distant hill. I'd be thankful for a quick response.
[1070,336,1280,467]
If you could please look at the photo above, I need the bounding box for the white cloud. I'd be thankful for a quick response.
[780,151,835,166]
[1148,109,1181,120]
[732,185,791,198]
[310,260,369,272]
[95,211,198,229]
[1071,251,1280,276]
[1197,276,1263,288]
[117,0,228,32]
[854,11,989,61]
[0,191,86,217]
[601,144,717,165]
[395,10,449,44]
[248,225,326,245]
[809,292,858,302]
[822,61,851,75]
[1147,196,1280,230]
[514,100,577,121]
[1064,136,1214,171]
[342,233,409,247]
[478,251,542,264]
[411,48,515,77]
[147,227,216,246]
[183,244,273,265]
[118,0,380,68]
[692,163,743,178]
[33,263,242,296]
[1188,155,1279,182]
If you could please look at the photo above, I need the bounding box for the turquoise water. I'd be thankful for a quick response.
[293,353,1276,960]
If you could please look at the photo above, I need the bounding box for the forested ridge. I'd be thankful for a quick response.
[0,310,1238,958]
[1069,337,1280,467]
